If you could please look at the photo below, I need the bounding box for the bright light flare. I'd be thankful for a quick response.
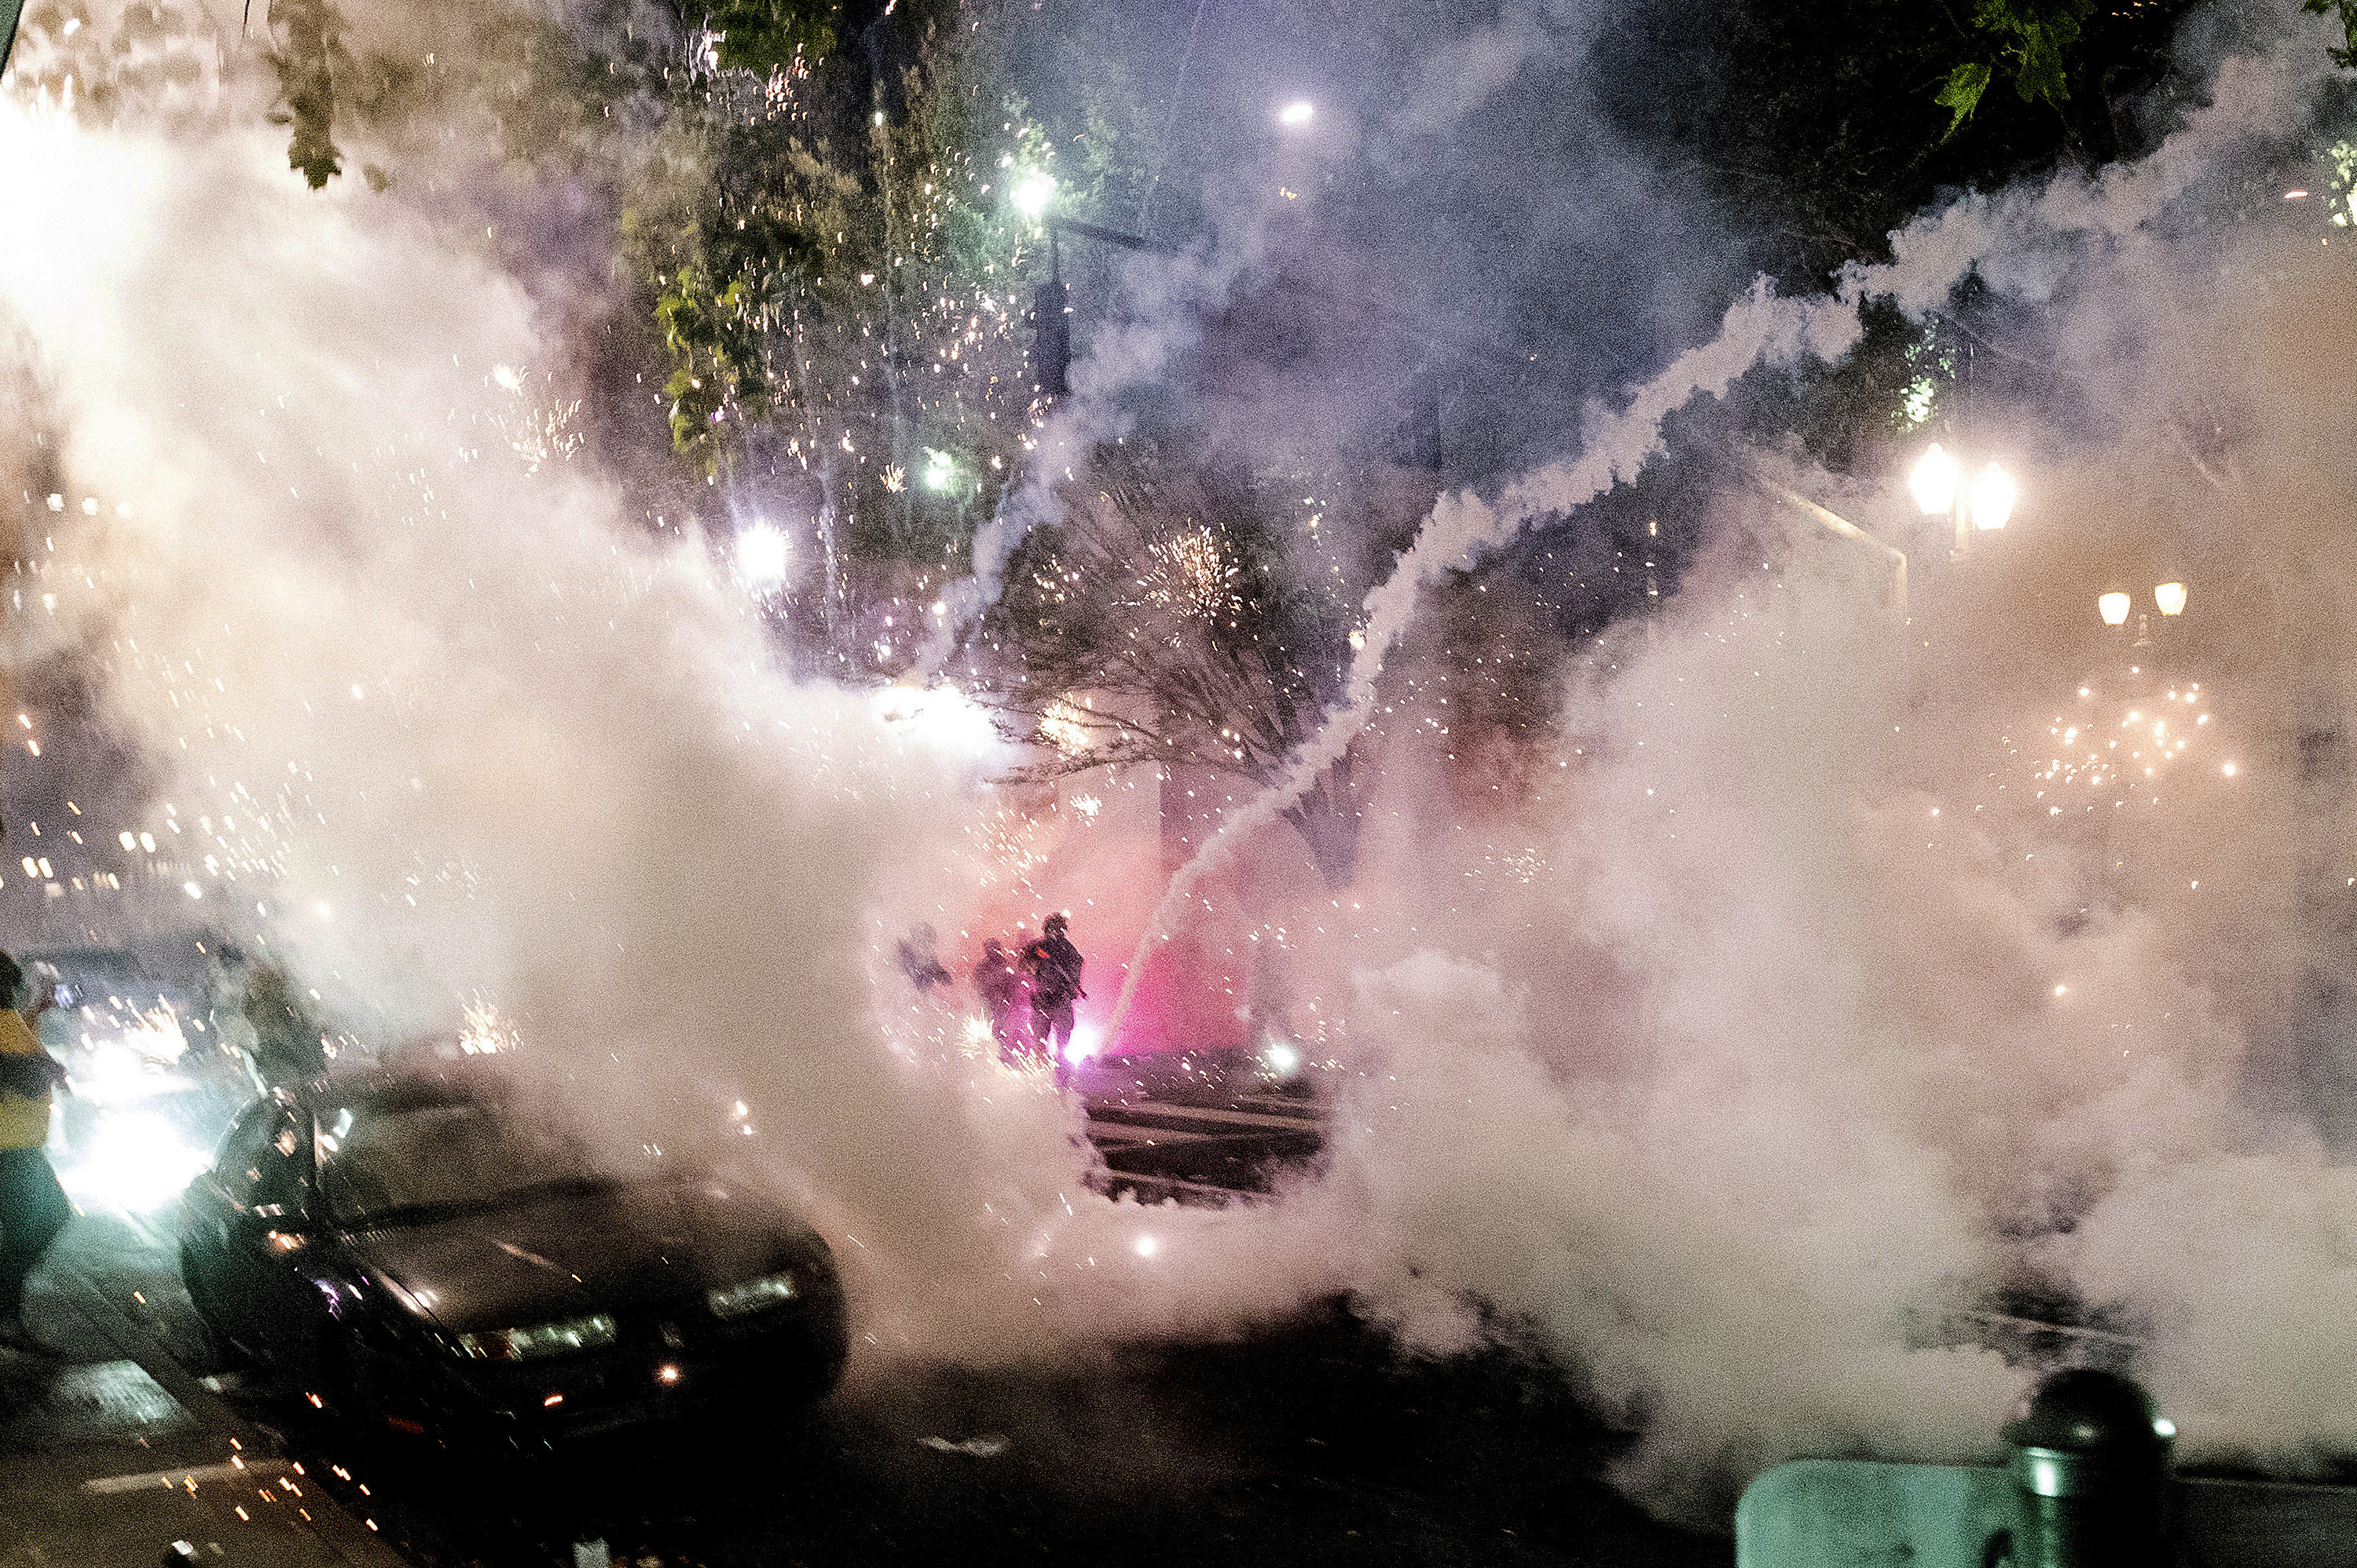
[1262,1039,1301,1079]
[1277,99,1315,126]
[872,682,1002,758]
[56,1110,213,1213]
[1967,462,2014,530]
[1135,1234,1160,1258]
[1061,1024,1101,1065]
[459,998,519,1054]
[1908,443,1962,515]
[2099,592,2132,627]
[68,1035,190,1106]
[2155,581,2187,617]
[922,448,956,492]
[1012,170,1055,218]
[735,523,789,586]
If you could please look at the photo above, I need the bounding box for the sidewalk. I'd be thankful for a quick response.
[0,1211,411,1568]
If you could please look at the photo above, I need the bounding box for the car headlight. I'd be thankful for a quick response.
[706,1269,798,1320]
[454,1313,617,1361]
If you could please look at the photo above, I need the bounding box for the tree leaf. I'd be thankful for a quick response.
[1934,61,1993,140]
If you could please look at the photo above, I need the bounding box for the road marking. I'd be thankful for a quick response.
[84,1457,292,1494]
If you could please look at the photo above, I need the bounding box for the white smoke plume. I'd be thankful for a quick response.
[1103,282,1863,1044]
[5,0,2357,1530]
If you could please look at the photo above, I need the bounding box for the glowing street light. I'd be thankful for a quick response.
[2155,581,2188,617]
[2099,591,2133,627]
[1277,99,1315,126]
[1908,443,1963,515]
[1967,462,2014,531]
[1012,170,1056,220]
[736,522,788,587]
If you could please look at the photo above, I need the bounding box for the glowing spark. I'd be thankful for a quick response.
[736,524,789,586]
[459,998,519,1054]
[1039,697,1093,757]
[1136,528,1241,624]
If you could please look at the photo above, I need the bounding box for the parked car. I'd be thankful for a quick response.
[178,1060,848,1454]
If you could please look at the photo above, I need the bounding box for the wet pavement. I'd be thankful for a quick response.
[0,1211,407,1568]
[0,1034,1727,1568]
[8,1183,1731,1568]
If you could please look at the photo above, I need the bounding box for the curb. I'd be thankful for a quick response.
[54,1266,412,1568]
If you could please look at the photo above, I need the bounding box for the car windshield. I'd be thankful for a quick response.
[317,1092,611,1223]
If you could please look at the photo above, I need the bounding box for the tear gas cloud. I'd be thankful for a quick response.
[4,0,2357,1526]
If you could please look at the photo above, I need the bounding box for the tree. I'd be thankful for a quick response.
[2303,0,2357,68]
[266,0,345,189]
[1934,0,2102,139]
[623,4,1061,598]
[977,441,1365,886]
[1597,0,2198,292]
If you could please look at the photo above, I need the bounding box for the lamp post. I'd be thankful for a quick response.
[1908,441,2015,559]
[2096,581,2187,654]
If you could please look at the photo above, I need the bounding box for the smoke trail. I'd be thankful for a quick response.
[1102,281,1862,1042]
[1104,21,2337,1046]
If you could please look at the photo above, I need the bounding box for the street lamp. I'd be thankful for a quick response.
[1908,441,2014,556]
[1908,443,1963,516]
[1012,170,1056,221]
[2095,584,2188,626]
[1967,463,2014,531]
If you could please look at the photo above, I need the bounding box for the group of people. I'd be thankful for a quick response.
[973,914,1086,1083]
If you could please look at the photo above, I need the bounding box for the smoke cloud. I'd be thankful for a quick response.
[5,0,2357,1530]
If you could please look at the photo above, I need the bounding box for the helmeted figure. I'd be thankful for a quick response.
[210,948,325,1094]
[973,937,1031,1066]
[1021,914,1085,1086]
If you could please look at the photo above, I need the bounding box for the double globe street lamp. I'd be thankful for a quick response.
[1908,441,2016,555]
[2100,582,2187,625]
[2099,581,2187,655]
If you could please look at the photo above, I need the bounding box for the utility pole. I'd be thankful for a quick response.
[1028,225,1069,398]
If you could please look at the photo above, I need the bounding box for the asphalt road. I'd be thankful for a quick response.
[31,1063,1728,1568]
[42,1099,1724,1567]
[192,1305,1731,1568]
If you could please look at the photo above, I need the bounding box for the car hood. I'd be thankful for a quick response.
[345,1179,825,1335]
